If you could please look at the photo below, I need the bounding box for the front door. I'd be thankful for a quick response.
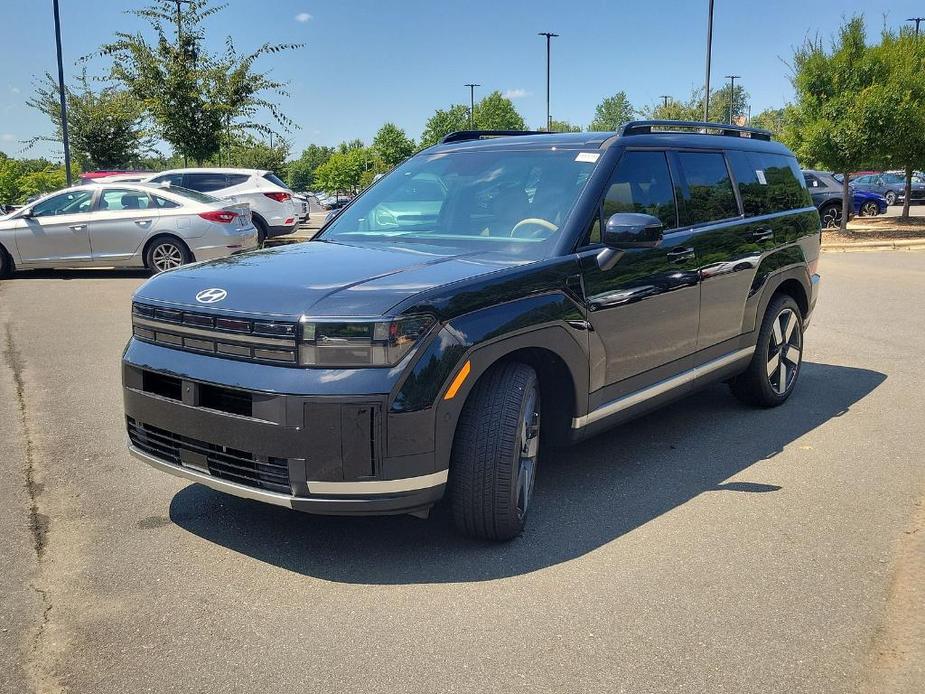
[579,149,700,394]
[90,188,162,262]
[15,189,95,265]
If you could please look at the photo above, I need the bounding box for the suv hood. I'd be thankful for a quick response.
[134,241,520,319]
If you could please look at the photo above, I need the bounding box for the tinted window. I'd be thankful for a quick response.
[99,189,152,211]
[882,174,903,185]
[226,174,250,186]
[602,151,678,228]
[262,172,288,188]
[729,151,812,215]
[31,190,94,217]
[183,173,228,192]
[149,173,184,187]
[675,152,738,225]
[153,196,180,209]
[803,174,821,188]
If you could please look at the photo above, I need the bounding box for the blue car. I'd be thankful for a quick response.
[804,170,887,227]
[853,189,888,217]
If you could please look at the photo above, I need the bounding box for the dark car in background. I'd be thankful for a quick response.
[124,122,821,540]
[803,170,887,227]
[851,172,925,206]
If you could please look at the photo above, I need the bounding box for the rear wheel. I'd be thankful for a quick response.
[860,201,880,217]
[0,245,12,279]
[145,237,191,274]
[885,190,897,206]
[252,215,269,245]
[819,203,842,229]
[730,295,804,407]
[450,361,541,541]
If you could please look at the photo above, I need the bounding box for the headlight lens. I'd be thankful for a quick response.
[299,315,435,367]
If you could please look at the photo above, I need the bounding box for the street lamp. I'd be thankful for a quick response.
[724,75,740,124]
[52,0,71,186]
[659,95,671,110]
[908,17,925,37]
[538,32,559,131]
[464,83,480,129]
[703,0,715,122]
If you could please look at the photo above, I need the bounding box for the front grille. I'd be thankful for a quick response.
[132,303,299,365]
[128,417,291,494]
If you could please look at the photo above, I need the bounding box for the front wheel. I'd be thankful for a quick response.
[885,191,897,206]
[729,295,804,407]
[450,361,541,541]
[819,203,842,229]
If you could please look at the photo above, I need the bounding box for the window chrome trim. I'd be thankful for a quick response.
[572,346,755,429]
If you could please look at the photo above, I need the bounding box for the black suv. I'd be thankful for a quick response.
[124,121,821,540]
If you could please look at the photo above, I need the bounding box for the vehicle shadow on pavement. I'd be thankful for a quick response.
[10,269,152,280]
[169,362,885,584]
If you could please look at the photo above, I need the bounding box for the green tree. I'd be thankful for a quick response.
[221,135,290,172]
[372,123,415,168]
[788,16,891,231]
[337,138,365,154]
[420,104,470,147]
[641,85,749,124]
[547,119,581,132]
[287,144,334,190]
[95,0,300,163]
[25,71,151,170]
[749,107,789,136]
[313,147,379,195]
[472,91,526,131]
[588,91,636,131]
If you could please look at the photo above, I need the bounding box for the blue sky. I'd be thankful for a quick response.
[0,0,919,160]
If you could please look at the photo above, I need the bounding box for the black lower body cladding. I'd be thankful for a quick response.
[122,341,445,515]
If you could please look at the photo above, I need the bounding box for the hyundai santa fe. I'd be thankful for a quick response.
[123,121,821,540]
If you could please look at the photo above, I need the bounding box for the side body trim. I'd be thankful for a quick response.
[572,346,754,429]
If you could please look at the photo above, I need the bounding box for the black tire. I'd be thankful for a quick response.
[885,190,897,206]
[819,203,842,229]
[0,244,12,279]
[145,236,191,274]
[729,294,804,408]
[450,361,541,541]
[252,214,269,245]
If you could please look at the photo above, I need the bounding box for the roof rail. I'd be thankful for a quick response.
[617,120,773,141]
[440,130,551,144]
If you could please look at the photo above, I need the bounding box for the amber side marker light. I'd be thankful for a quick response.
[443,360,471,400]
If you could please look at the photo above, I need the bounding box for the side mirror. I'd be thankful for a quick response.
[603,212,664,249]
[324,209,341,224]
[19,208,33,219]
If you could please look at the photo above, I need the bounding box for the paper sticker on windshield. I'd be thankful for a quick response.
[756,169,768,184]
[575,152,600,163]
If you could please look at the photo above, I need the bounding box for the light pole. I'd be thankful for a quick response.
[724,74,740,124]
[908,17,925,37]
[703,0,715,122]
[52,0,71,186]
[538,32,559,131]
[659,95,671,110]
[464,83,480,129]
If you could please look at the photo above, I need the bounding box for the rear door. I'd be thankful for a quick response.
[89,188,162,262]
[15,189,95,265]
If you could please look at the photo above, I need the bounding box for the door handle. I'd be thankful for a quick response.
[747,228,775,242]
[135,219,152,226]
[68,224,87,231]
[666,247,695,263]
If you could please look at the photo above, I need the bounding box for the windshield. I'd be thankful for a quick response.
[319,149,599,260]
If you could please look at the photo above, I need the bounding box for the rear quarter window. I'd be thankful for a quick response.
[262,172,288,188]
[729,151,812,216]
[225,174,250,187]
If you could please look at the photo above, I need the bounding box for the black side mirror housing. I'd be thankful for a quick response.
[603,212,664,249]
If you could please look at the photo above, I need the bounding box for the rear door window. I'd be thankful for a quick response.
[183,173,229,192]
[729,151,812,216]
[98,189,152,211]
[674,151,739,226]
[262,172,288,188]
[148,173,184,187]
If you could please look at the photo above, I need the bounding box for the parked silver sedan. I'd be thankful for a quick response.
[0,183,259,277]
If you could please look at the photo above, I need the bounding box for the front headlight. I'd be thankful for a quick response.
[299,315,435,367]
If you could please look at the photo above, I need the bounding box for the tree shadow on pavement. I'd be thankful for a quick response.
[169,362,885,584]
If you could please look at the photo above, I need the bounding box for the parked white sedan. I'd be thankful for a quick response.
[0,183,259,277]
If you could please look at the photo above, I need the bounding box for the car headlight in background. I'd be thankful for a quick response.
[299,315,435,367]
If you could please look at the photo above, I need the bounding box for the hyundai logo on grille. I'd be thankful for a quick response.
[195,288,227,304]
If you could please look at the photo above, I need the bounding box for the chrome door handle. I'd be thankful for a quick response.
[747,228,774,242]
[68,224,87,231]
[667,247,695,263]
[135,219,152,226]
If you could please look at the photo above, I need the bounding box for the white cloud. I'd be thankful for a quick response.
[10,86,20,94]
[1,134,16,142]
[295,12,312,22]
[502,88,530,99]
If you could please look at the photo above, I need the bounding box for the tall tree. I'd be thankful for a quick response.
[94,0,300,163]
[547,119,581,132]
[287,144,334,191]
[588,91,636,131]
[472,91,526,131]
[788,16,890,232]
[25,71,151,169]
[372,123,415,168]
[420,104,470,148]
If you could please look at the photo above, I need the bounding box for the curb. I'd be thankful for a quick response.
[823,239,925,252]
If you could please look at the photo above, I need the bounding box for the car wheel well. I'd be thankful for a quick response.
[773,278,808,319]
[0,241,13,277]
[142,234,192,269]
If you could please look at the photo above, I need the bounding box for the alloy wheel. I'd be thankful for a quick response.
[861,201,879,217]
[766,308,802,396]
[885,191,897,206]
[515,384,541,520]
[151,243,184,272]
[821,206,842,229]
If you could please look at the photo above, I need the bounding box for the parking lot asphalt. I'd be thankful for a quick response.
[1,252,922,694]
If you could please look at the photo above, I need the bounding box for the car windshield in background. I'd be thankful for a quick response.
[319,150,598,260]
[141,184,218,204]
